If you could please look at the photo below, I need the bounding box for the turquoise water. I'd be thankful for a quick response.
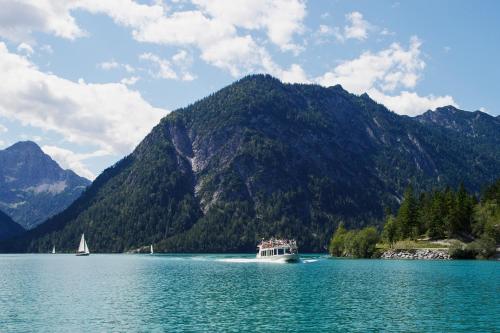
[0,254,498,332]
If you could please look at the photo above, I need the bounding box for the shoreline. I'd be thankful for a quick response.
[381,248,450,260]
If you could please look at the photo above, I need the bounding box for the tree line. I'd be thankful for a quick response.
[329,179,499,258]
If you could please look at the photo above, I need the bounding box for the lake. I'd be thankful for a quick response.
[0,254,498,332]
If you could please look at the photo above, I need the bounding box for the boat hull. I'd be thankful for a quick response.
[256,253,299,262]
[76,253,90,256]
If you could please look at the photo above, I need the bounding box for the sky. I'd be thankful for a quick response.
[0,0,498,180]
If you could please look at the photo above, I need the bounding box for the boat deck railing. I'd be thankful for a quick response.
[258,238,297,249]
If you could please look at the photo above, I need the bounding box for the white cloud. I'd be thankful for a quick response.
[0,0,306,80]
[124,64,135,73]
[120,76,140,85]
[366,90,457,116]
[98,60,135,73]
[0,123,7,133]
[0,42,166,156]
[79,0,305,76]
[140,52,178,80]
[316,37,425,94]
[314,37,456,115]
[17,42,34,56]
[0,2,454,118]
[42,145,108,180]
[380,28,395,36]
[191,0,306,53]
[275,64,309,84]
[320,11,389,44]
[344,11,371,41]
[318,25,332,35]
[172,50,196,81]
[140,50,197,81]
[315,24,341,44]
[0,0,85,42]
[98,60,120,70]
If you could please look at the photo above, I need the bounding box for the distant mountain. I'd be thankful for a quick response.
[0,209,24,241]
[417,105,500,145]
[0,141,91,229]
[4,75,500,253]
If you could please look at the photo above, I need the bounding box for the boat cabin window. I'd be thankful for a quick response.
[278,248,284,255]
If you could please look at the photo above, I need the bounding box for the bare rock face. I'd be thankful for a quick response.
[0,141,90,229]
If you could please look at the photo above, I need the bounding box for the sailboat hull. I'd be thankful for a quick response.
[76,252,90,256]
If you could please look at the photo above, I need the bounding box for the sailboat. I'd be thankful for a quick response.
[76,233,90,256]
[51,246,56,254]
[150,244,154,255]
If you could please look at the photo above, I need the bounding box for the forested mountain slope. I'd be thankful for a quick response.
[3,75,500,253]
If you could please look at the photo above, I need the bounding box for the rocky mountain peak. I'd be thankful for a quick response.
[0,141,90,229]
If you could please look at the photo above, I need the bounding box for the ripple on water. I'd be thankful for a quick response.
[0,254,498,332]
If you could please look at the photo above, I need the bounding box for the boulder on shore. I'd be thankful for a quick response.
[381,249,450,260]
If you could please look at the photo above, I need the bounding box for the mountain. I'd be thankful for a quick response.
[3,75,500,253]
[0,141,91,229]
[417,105,500,130]
[417,105,500,146]
[0,209,24,241]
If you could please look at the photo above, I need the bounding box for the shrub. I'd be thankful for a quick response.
[449,238,496,259]
[449,241,475,259]
[467,237,496,259]
[329,225,380,258]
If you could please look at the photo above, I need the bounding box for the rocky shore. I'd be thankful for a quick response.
[381,249,450,260]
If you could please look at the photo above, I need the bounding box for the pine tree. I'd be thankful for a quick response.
[453,183,474,236]
[397,185,418,239]
[427,192,445,239]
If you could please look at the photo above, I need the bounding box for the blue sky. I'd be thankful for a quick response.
[0,0,498,179]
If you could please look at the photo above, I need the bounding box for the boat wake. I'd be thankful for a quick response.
[149,255,322,264]
[302,259,319,264]
[216,257,320,264]
[217,258,287,264]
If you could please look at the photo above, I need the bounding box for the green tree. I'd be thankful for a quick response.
[351,227,380,258]
[454,183,474,236]
[382,215,398,245]
[427,192,446,239]
[328,223,347,257]
[397,186,418,239]
[329,225,380,258]
[473,201,500,243]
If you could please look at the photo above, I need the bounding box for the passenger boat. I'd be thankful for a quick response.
[256,238,299,262]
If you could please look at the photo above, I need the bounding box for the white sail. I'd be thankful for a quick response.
[84,240,90,254]
[52,246,55,254]
[78,234,86,253]
[150,244,154,254]
[76,233,90,256]
[78,234,85,252]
